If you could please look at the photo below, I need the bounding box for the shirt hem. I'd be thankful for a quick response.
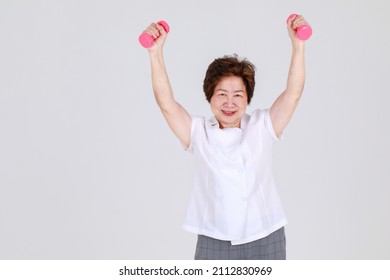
[183,218,288,245]
[231,219,288,245]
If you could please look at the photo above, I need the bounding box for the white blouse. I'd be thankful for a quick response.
[183,109,287,245]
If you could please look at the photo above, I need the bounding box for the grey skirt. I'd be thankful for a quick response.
[194,227,286,260]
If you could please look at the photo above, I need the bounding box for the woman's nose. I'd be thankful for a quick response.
[224,97,235,107]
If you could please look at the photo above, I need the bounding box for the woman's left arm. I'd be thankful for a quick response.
[270,15,309,139]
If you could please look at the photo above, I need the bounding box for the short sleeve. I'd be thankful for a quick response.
[264,109,283,142]
[250,109,282,143]
[185,115,203,153]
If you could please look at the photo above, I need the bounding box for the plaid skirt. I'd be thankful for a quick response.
[194,227,286,260]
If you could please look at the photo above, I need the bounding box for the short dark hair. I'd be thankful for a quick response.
[203,54,256,104]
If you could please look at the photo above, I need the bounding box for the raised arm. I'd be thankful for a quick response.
[270,15,308,138]
[142,22,192,148]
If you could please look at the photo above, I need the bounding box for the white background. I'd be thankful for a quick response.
[1,0,389,259]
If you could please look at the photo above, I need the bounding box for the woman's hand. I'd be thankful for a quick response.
[287,14,310,46]
[141,22,168,52]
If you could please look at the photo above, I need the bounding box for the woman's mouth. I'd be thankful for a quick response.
[221,110,236,117]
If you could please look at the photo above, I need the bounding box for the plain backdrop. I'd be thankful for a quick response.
[1,0,389,259]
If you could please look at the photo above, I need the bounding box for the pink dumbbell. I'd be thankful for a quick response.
[139,20,170,48]
[287,14,312,40]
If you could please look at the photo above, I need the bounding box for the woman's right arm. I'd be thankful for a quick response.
[143,23,192,149]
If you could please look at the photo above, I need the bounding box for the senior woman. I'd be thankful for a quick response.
[141,15,309,260]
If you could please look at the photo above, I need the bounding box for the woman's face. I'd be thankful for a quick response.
[210,76,248,129]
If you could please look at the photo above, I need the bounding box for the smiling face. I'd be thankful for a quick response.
[210,76,248,129]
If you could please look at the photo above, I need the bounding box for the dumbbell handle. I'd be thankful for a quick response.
[287,14,312,40]
[139,20,170,48]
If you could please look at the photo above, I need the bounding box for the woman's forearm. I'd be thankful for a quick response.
[285,43,305,100]
[149,50,176,112]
